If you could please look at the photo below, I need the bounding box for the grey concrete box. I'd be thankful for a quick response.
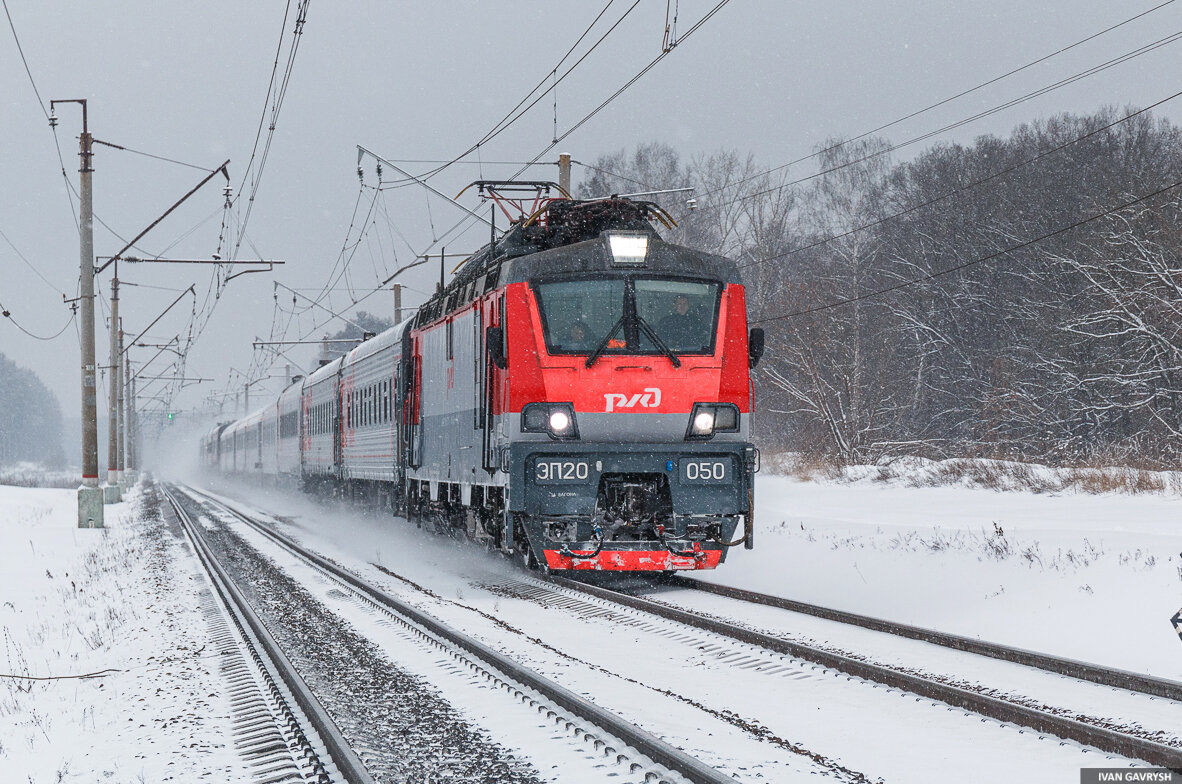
[78,486,105,528]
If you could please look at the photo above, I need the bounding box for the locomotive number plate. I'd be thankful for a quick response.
[534,460,590,483]
[680,458,732,483]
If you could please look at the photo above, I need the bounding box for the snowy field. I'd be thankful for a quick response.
[0,483,246,783]
[706,468,1182,681]
[2,464,1180,781]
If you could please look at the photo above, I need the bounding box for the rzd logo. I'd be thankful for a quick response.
[604,387,661,412]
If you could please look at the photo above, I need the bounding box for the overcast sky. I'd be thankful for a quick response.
[2,0,1178,441]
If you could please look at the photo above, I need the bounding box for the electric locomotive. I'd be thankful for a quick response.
[200,191,764,573]
[403,194,764,571]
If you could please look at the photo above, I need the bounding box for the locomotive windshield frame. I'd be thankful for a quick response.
[531,273,724,358]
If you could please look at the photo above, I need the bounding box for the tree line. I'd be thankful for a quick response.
[0,352,66,467]
[579,107,1182,467]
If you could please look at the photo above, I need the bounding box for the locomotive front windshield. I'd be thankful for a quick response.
[535,277,722,356]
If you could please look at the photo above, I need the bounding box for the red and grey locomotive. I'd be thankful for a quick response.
[201,193,764,572]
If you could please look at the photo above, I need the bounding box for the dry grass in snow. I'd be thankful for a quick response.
[0,482,247,782]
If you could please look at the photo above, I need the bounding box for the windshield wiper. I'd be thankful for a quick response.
[584,315,626,369]
[636,315,681,367]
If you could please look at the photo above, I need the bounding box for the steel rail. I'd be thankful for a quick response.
[162,486,375,784]
[180,484,733,784]
[549,576,1182,770]
[671,578,1182,701]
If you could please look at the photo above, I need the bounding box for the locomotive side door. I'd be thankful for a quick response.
[481,293,503,473]
[407,336,423,469]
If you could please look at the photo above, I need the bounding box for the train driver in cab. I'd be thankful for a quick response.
[658,293,697,347]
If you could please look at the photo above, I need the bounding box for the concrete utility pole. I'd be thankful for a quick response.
[118,323,126,487]
[106,272,121,501]
[393,283,403,324]
[127,372,136,475]
[53,99,102,528]
[558,152,571,195]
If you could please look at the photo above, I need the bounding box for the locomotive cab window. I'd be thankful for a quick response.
[533,276,721,357]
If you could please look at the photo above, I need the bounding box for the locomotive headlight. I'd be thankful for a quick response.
[692,410,715,435]
[522,402,579,440]
[606,232,649,266]
[549,409,572,434]
[686,403,740,440]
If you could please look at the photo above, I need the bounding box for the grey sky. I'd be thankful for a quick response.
[1,0,1177,428]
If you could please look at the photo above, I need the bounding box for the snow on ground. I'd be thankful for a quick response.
[190,462,1182,681]
[0,483,246,783]
[704,469,1182,680]
[188,472,1177,781]
[7,463,1174,781]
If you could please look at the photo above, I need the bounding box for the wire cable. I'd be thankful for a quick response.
[233,0,310,259]
[0,300,75,341]
[729,26,1182,209]
[1,224,64,294]
[390,0,637,186]
[511,0,733,181]
[697,0,1179,204]
[91,138,210,172]
[2,0,48,119]
[403,0,734,267]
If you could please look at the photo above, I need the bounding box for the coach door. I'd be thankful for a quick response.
[332,371,343,476]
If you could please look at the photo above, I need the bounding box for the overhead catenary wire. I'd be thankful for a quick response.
[718,26,1182,212]
[232,0,311,260]
[506,0,734,189]
[693,0,1180,205]
[752,174,1182,325]
[386,0,638,187]
[401,0,733,264]
[4,0,80,227]
[2,0,48,119]
[305,0,735,340]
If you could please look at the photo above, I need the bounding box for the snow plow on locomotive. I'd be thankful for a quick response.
[201,193,764,572]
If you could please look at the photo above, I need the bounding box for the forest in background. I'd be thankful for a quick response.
[580,107,1182,467]
[0,352,66,467]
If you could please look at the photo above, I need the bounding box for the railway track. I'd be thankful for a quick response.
[668,577,1182,701]
[161,485,373,784]
[170,482,736,784]
[543,573,1182,769]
